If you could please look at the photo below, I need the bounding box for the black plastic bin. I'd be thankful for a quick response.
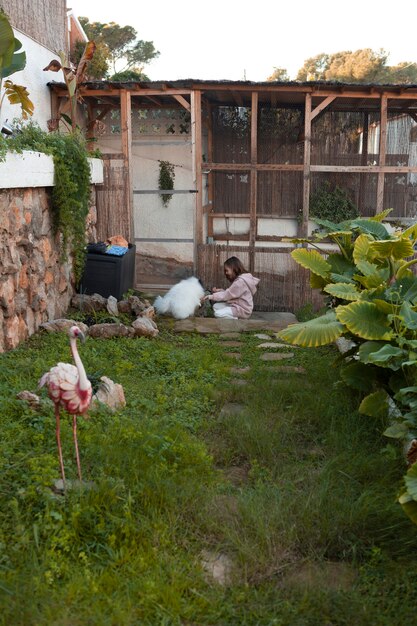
[79,244,136,300]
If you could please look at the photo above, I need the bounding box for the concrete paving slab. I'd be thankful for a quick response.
[253,333,272,340]
[265,365,306,373]
[221,341,242,347]
[224,352,241,359]
[256,342,301,349]
[172,312,297,334]
[230,366,251,375]
[220,402,246,417]
[260,352,295,361]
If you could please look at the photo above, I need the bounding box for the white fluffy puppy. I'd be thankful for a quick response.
[154,277,205,320]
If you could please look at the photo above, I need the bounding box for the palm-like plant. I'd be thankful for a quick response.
[0,11,34,120]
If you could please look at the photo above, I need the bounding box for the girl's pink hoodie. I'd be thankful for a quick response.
[208,273,260,319]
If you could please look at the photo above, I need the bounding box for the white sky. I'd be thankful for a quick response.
[68,0,417,81]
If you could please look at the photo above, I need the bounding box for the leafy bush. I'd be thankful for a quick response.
[310,181,359,223]
[278,211,417,524]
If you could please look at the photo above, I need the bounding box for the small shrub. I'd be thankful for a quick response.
[310,181,359,223]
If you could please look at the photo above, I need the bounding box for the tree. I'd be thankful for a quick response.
[295,49,417,84]
[267,67,290,81]
[78,17,159,80]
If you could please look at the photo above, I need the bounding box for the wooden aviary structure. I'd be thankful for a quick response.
[48,79,417,310]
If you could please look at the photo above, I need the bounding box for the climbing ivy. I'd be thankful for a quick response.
[158,159,175,207]
[0,122,94,281]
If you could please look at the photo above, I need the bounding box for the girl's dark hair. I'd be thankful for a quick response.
[224,256,248,277]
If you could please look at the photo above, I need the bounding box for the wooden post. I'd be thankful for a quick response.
[207,103,214,238]
[376,93,388,213]
[358,112,369,211]
[300,93,312,237]
[120,89,133,243]
[191,89,203,273]
[250,91,258,273]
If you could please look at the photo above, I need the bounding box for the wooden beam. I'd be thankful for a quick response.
[120,89,134,243]
[191,90,203,271]
[301,93,312,237]
[250,91,258,273]
[310,165,417,173]
[207,103,214,219]
[376,93,388,213]
[359,112,369,210]
[204,163,303,171]
[311,95,337,120]
[173,94,191,111]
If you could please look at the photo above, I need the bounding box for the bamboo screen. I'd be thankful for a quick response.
[211,105,417,220]
[1,0,66,53]
[197,244,325,312]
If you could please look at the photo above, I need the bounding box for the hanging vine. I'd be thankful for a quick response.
[158,160,175,207]
[0,121,93,282]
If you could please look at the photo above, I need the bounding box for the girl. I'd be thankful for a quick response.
[202,256,260,319]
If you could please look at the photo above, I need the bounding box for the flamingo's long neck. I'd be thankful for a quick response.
[70,336,89,390]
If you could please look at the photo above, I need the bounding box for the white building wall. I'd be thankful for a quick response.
[1,28,64,130]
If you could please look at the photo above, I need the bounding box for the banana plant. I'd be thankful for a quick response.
[278,211,417,524]
[0,11,34,119]
[43,42,96,133]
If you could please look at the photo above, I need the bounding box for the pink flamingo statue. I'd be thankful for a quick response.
[39,325,92,486]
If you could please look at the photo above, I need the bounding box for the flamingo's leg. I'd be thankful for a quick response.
[72,415,82,482]
[55,403,66,487]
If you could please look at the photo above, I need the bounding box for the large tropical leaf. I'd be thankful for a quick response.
[403,222,417,243]
[353,268,389,289]
[399,301,417,331]
[291,248,331,279]
[399,486,417,525]
[359,389,390,418]
[340,361,377,392]
[3,80,34,118]
[350,219,391,240]
[372,299,400,315]
[353,234,376,265]
[370,208,393,222]
[404,462,417,500]
[0,37,26,78]
[326,253,356,276]
[358,343,406,370]
[383,422,409,439]
[324,282,360,301]
[330,273,355,284]
[0,12,15,71]
[336,301,392,340]
[277,311,344,347]
[370,238,414,260]
[310,272,327,289]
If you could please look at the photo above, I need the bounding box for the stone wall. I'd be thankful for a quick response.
[0,185,97,352]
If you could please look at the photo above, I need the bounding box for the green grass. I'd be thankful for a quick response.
[0,328,416,625]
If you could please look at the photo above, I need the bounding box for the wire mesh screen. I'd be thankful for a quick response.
[258,106,304,165]
[212,107,250,163]
[197,244,325,312]
[212,171,250,214]
[257,171,303,216]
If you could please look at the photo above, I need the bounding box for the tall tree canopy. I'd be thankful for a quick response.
[268,49,417,84]
[77,17,160,80]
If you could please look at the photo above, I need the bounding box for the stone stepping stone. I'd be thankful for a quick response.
[231,379,248,386]
[230,366,251,375]
[265,365,306,373]
[224,352,241,359]
[201,550,233,586]
[253,333,271,340]
[257,342,301,349]
[219,332,241,339]
[260,352,294,361]
[221,341,242,347]
[220,402,246,417]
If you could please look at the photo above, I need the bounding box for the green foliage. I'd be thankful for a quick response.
[278,212,417,524]
[0,10,34,118]
[296,48,417,84]
[158,159,175,207]
[0,122,92,281]
[310,181,359,223]
[79,17,160,78]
